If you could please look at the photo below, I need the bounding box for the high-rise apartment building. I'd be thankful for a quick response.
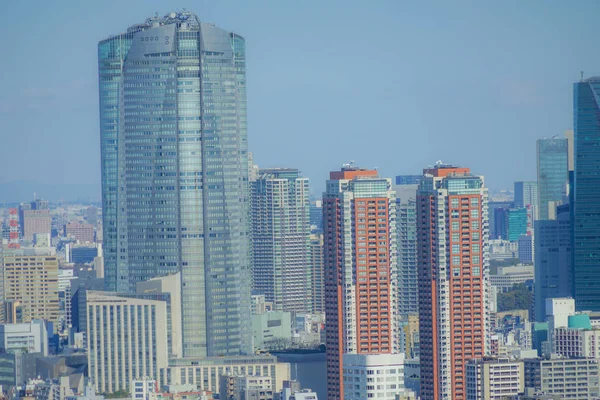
[98,11,251,357]
[2,247,59,331]
[573,77,600,311]
[417,164,489,400]
[323,167,398,399]
[533,205,572,322]
[536,138,568,221]
[250,169,311,313]
[514,181,539,221]
[395,181,419,321]
[309,233,324,314]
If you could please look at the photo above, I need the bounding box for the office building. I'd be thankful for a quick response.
[99,11,251,357]
[2,247,60,330]
[252,311,292,350]
[395,175,422,185]
[534,205,572,322]
[309,233,324,314]
[251,169,311,313]
[488,201,512,240]
[219,375,273,400]
[490,265,534,293]
[536,138,568,220]
[493,207,528,241]
[164,356,289,394]
[19,200,51,241]
[523,357,600,400]
[417,164,489,400]
[342,354,408,400]
[465,357,524,400]
[573,77,600,311]
[395,179,418,321]
[64,222,95,243]
[323,167,398,399]
[514,181,539,221]
[553,314,600,358]
[69,244,98,264]
[518,235,534,264]
[0,319,48,356]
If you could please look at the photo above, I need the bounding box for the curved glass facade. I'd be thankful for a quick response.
[98,12,251,357]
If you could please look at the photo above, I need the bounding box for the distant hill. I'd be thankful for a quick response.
[0,181,101,203]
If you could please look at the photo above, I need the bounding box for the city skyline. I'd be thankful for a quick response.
[3,1,600,197]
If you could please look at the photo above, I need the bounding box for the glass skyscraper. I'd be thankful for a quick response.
[98,12,251,357]
[536,138,568,220]
[573,77,600,311]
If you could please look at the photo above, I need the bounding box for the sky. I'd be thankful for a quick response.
[1,0,599,197]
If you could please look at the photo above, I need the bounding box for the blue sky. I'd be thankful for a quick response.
[1,0,598,196]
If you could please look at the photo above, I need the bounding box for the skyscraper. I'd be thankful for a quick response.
[514,181,538,221]
[98,11,251,357]
[323,167,398,400]
[536,138,568,220]
[250,168,311,313]
[309,233,325,314]
[416,164,489,400]
[573,77,600,311]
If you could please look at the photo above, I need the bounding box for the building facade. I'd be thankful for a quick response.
[0,320,49,356]
[417,164,489,400]
[64,222,95,243]
[536,138,568,221]
[514,181,538,221]
[323,167,398,399]
[342,353,407,400]
[524,357,600,400]
[250,169,311,313]
[2,248,59,331]
[573,77,600,311]
[396,192,418,321]
[309,233,324,314]
[465,357,524,400]
[98,11,251,357]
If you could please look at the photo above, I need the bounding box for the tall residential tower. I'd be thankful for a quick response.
[417,164,489,400]
[98,12,251,357]
[323,167,399,399]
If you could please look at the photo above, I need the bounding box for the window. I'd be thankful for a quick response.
[453,267,460,277]
[452,233,460,241]
[472,256,480,265]
[471,209,479,218]
[473,267,481,276]
[472,231,480,241]
[471,221,479,230]
[451,198,459,207]
[472,244,480,253]
[453,256,460,265]
[452,244,460,254]
[470,197,479,206]
[452,221,459,230]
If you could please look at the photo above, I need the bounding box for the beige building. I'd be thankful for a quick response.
[22,209,51,241]
[2,247,59,331]
[466,357,524,400]
[65,222,95,243]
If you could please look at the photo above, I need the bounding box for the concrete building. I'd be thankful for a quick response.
[490,265,534,293]
[87,273,182,394]
[0,319,48,356]
[342,353,408,400]
[465,357,524,400]
[524,356,600,400]
[251,169,311,314]
[323,167,399,399]
[545,298,575,346]
[417,164,489,400]
[220,375,273,400]
[534,204,572,322]
[20,200,51,241]
[99,11,252,357]
[162,355,289,394]
[309,233,324,314]
[289,389,318,400]
[64,222,95,244]
[252,311,292,350]
[518,235,534,264]
[2,247,60,331]
[131,378,157,400]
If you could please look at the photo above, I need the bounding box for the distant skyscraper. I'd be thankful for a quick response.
[309,199,323,232]
[536,138,568,220]
[417,164,489,400]
[323,167,398,400]
[514,181,538,221]
[98,11,251,357]
[250,168,311,313]
[573,77,600,311]
[309,233,325,314]
[487,201,512,240]
[534,204,572,322]
[493,207,528,241]
[19,199,51,241]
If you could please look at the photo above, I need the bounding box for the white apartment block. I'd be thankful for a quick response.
[524,357,600,400]
[342,353,408,400]
[466,357,524,400]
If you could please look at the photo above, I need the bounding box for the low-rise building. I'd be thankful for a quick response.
[0,319,48,356]
[465,357,524,400]
[219,375,273,400]
[252,311,292,350]
[342,353,408,400]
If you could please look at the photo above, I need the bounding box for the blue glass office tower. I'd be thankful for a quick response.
[536,138,568,220]
[98,12,251,357]
[573,77,600,311]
